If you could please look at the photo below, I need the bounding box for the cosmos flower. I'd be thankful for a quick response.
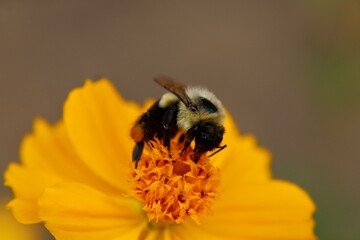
[4,79,316,240]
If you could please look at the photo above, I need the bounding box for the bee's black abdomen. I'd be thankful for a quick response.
[132,99,179,166]
[138,100,179,141]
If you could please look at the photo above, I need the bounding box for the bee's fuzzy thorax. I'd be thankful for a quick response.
[177,86,225,131]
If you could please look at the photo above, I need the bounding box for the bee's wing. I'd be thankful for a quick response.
[154,76,197,111]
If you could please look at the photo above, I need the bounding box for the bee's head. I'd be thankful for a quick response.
[194,122,224,153]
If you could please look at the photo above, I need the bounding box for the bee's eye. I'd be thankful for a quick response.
[199,97,218,113]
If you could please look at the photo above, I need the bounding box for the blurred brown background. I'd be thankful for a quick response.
[1,1,359,239]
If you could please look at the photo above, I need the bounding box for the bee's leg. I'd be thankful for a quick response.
[132,142,144,168]
[180,125,198,155]
[180,135,194,155]
[208,144,227,158]
[163,128,171,156]
[178,134,185,143]
[162,106,177,156]
[193,149,203,163]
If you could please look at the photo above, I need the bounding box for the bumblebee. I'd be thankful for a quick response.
[131,76,226,166]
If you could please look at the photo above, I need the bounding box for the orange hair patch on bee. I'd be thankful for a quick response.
[130,125,144,142]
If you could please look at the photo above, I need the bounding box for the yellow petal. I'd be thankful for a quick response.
[168,224,221,240]
[183,180,316,239]
[64,79,142,193]
[38,182,145,240]
[210,112,240,167]
[5,198,40,224]
[0,199,38,240]
[212,113,271,187]
[25,118,119,192]
[222,135,271,186]
[4,163,59,223]
[45,224,146,240]
[134,227,175,240]
[5,118,121,223]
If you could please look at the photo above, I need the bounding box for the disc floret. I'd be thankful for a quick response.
[131,137,220,224]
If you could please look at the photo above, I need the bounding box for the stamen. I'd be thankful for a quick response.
[130,136,220,224]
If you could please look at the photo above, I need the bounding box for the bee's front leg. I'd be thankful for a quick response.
[180,125,198,155]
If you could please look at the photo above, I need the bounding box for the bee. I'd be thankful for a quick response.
[131,76,226,167]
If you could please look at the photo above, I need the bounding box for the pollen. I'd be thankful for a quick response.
[130,136,220,224]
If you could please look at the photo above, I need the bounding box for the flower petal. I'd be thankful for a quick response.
[183,180,315,239]
[45,225,146,240]
[211,111,240,167]
[4,162,57,223]
[64,79,142,193]
[167,224,220,240]
[5,198,39,224]
[213,113,271,187]
[221,135,271,187]
[4,118,120,223]
[38,182,145,240]
[0,199,38,240]
[26,118,119,192]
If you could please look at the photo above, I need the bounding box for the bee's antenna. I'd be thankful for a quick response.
[208,144,227,158]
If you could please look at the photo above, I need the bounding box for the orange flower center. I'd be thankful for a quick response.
[130,135,220,224]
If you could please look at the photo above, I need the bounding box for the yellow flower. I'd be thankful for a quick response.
[4,79,316,240]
